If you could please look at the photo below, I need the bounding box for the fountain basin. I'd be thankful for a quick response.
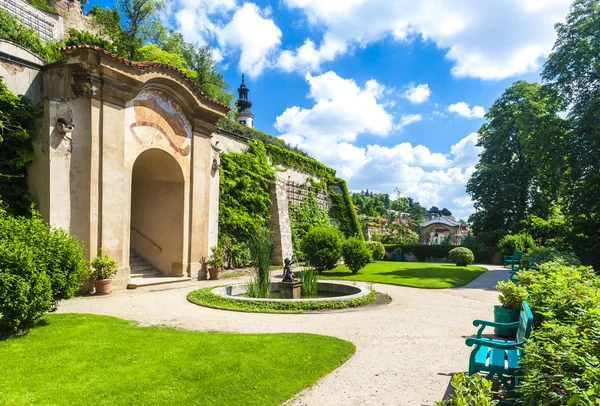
[212,282,370,303]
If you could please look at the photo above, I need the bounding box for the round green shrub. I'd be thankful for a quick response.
[0,242,53,336]
[448,247,475,266]
[498,233,535,255]
[365,241,385,260]
[300,226,344,272]
[342,237,372,274]
[0,209,87,335]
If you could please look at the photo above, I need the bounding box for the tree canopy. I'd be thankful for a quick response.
[88,0,235,107]
[467,0,600,268]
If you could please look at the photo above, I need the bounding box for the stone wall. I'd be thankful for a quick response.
[47,0,103,37]
[212,130,330,265]
[0,0,63,40]
[0,39,46,101]
[269,180,293,265]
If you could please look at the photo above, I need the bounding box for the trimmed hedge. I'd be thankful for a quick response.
[384,244,499,264]
[366,241,385,260]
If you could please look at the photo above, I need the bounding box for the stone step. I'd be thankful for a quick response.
[130,261,151,267]
[129,262,156,271]
[127,277,192,289]
[130,271,162,278]
[129,249,162,279]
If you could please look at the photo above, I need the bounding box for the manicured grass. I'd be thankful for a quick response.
[317,261,487,288]
[220,272,245,279]
[0,314,355,406]
[188,286,377,313]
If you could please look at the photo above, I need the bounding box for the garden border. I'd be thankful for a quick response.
[187,285,379,313]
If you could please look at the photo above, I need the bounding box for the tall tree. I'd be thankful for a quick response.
[466,81,568,237]
[542,0,600,266]
[118,0,165,60]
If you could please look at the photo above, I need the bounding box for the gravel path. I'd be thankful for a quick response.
[57,265,508,406]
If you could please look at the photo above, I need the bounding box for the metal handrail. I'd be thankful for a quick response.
[131,226,162,252]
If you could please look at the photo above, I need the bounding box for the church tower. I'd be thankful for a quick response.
[236,74,254,128]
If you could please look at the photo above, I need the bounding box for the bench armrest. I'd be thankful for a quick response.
[473,319,520,338]
[473,319,520,328]
[465,337,522,350]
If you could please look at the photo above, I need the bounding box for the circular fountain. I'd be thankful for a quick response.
[212,281,370,303]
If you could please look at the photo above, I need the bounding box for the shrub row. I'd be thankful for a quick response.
[301,226,372,274]
[517,261,599,404]
[383,244,498,264]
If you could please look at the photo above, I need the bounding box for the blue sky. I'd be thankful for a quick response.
[91,0,572,219]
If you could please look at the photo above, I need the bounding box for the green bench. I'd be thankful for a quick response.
[503,251,522,269]
[465,301,533,400]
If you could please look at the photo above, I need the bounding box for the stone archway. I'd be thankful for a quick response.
[130,149,185,276]
[420,217,463,245]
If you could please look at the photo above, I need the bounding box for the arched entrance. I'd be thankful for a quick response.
[130,149,185,276]
[420,217,463,245]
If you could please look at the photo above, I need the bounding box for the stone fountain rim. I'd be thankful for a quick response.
[211,281,370,303]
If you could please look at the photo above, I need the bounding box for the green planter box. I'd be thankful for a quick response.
[394,253,403,262]
[494,306,520,338]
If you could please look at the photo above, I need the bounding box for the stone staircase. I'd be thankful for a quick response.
[129,249,162,278]
[127,249,191,289]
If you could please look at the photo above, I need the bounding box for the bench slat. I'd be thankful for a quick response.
[474,345,490,367]
[490,348,506,368]
[507,348,520,370]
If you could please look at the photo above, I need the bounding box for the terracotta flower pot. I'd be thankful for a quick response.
[208,267,221,280]
[94,279,112,295]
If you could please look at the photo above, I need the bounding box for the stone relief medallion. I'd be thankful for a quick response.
[127,89,192,156]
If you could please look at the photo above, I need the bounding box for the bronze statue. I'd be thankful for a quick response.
[282,258,295,282]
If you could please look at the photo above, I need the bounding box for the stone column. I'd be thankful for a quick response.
[269,179,293,266]
[188,124,214,278]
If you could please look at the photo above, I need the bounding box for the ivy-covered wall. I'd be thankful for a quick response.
[219,141,275,246]
[217,124,363,241]
[0,78,37,216]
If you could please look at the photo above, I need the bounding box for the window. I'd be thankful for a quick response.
[239,120,246,125]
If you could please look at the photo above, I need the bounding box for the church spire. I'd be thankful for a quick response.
[237,74,254,128]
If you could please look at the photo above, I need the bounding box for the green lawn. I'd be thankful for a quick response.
[0,314,355,406]
[317,261,487,288]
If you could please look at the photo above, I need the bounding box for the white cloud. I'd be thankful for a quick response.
[217,3,282,77]
[275,71,394,143]
[403,83,431,104]
[281,0,571,79]
[275,73,482,217]
[170,0,236,46]
[278,34,346,72]
[395,114,422,130]
[451,132,481,166]
[454,196,474,207]
[447,102,485,119]
[166,1,282,77]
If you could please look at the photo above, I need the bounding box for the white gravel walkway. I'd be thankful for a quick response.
[57,265,508,406]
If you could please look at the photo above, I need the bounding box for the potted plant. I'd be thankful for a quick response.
[494,280,528,337]
[207,245,223,280]
[90,248,118,295]
[198,256,208,280]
